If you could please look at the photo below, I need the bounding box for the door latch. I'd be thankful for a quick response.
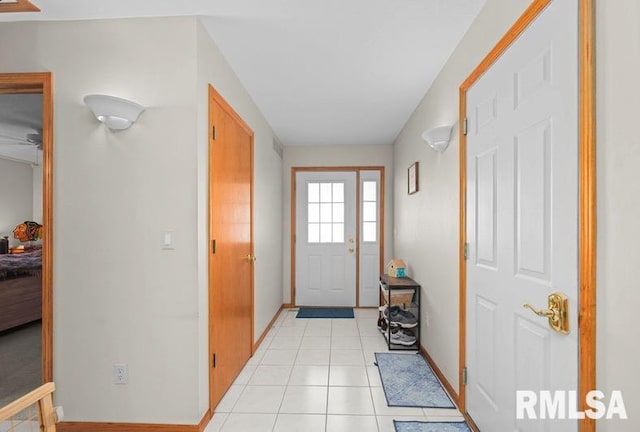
[523,292,570,334]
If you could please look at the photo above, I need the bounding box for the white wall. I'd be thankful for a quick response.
[282,144,394,304]
[0,16,283,425]
[1,17,202,424]
[195,19,284,415]
[596,1,640,430]
[0,158,33,246]
[392,0,531,392]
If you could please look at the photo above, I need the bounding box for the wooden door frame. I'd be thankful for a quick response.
[207,84,255,411]
[290,166,385,307]
[0,72,54,384]
[458,1,595,431]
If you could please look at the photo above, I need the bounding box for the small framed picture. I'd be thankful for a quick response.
[408,162,419,195]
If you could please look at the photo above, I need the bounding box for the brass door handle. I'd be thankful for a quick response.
[523,304,555,318]
[348,247,355,253]
[523,292,569,334]
[245,254,256,262]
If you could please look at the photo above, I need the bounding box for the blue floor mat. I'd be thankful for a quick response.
[394,421,472,432]
[295,307,354,318]
[375,352,455,408]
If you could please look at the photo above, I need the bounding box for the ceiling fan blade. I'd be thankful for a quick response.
[0,133,39,146]
[26,132,42,144]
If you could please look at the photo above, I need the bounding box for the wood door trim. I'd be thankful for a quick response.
[0,72,54,385]
[460,0,552,90]
[458,2,596,431]
[290,166,385,307]
[207,84,255,412]
[0,0,40,13]
[208,86,253,137]
[578,1,596,429]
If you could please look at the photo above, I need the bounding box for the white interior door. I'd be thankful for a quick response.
[296,171,357,306]
[359,171,381,307]
[466,1,578,431]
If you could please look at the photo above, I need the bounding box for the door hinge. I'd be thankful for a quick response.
[212,239,216,254]
[213,353,216,368]
[463,117,468,136]
[464,242,469,260]
[462,367,468,386]
[212,125,217,140]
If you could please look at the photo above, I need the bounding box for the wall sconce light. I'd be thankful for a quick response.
[83,94,145,130]
[421,125,453,152]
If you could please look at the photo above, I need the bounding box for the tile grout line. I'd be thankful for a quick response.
[325,318,334,432]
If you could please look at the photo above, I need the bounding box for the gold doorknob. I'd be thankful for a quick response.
[245,254,256,262]
[522,304,555,318]
[523,292,569,334]
[348,247,355,253]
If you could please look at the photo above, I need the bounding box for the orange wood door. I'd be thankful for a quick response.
[208,85,254,410]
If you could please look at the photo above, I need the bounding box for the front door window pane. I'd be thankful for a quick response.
[320,223,332,243]
[320,183,332,202]
[308,203,320,223]
[308,183,320,202]
[307,181,345,243]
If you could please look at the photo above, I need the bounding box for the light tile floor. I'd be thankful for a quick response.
[205,308,464,432]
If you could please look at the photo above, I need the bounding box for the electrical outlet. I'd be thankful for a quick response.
[113,363,128,384]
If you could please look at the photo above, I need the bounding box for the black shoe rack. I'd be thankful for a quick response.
[378,274,420,351]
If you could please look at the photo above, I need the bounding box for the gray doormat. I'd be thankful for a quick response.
[394,421,472,432]
[375,352,455,408]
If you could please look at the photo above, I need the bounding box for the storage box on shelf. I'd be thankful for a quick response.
[378,274,420,350]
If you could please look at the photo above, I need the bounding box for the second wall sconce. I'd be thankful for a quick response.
[84,94,145,131]
[421,125,453,152]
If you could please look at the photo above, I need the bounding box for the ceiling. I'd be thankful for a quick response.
[0,94,42,165]
[0,0,486,147]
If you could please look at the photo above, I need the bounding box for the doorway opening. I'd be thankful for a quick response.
[0,72,54,406]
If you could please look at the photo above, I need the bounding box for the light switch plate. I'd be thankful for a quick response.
[162,230,175,250]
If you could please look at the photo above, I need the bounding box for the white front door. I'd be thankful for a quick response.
[466,1,578,431]
[296,171,357,306]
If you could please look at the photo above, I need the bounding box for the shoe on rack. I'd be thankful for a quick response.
[390,328,416,346]
[377,315,388,331]
[386,307,418,328]
[383,305,401,320]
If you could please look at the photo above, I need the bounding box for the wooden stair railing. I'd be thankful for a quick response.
[0,382,58,432]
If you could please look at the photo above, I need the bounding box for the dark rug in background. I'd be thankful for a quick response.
[296,307,354,318]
